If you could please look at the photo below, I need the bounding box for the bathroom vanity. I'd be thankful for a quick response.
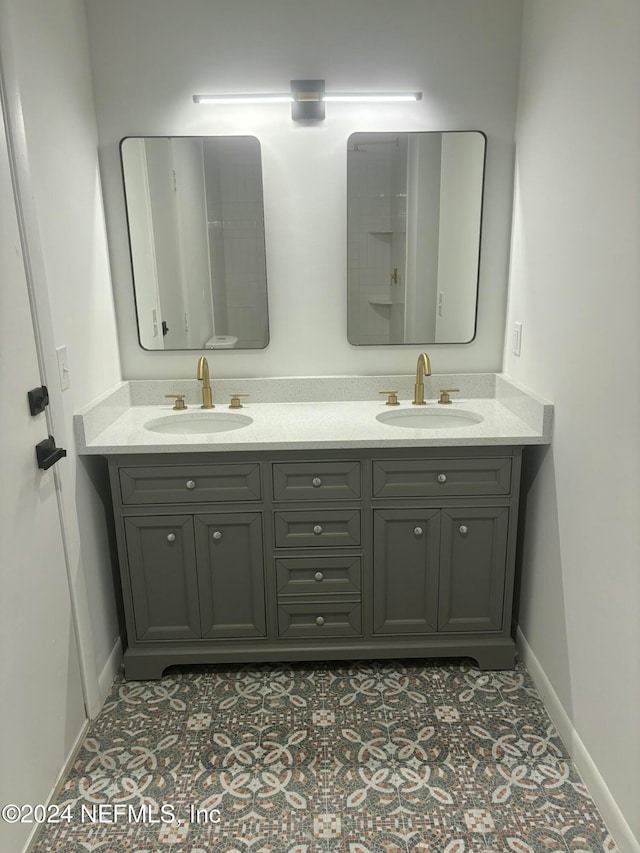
[109,446,520,679]
[76,375,552,680]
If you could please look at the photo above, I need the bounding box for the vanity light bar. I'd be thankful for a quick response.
[193,82,423,120]
[323,92,422,103]
[193,94,293,104]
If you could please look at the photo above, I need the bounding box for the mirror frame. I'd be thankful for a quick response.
[346,129,486,347]
[120,134,270,352]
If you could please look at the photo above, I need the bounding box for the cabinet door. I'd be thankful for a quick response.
[438,507,509,632]
[124,516,201,641]
[195,513,266,639]
[372,509,440,634]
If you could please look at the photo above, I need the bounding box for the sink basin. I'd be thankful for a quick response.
[144,412,253,435]
[376,407,483,430]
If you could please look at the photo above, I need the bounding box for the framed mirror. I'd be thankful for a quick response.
[347,130,485,345]
[121,135,269,350]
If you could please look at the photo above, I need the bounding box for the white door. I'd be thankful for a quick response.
[0,92,86,852]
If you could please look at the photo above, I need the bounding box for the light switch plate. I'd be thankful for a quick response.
[56,345,70,390]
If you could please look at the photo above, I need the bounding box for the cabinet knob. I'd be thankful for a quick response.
[437,473,447,484]
[313,525,323,535]
[414,526,423,536]
[166,533,176,543]
[185,480,196,490]
[312,477,322,487]
[315,616,325,626]
[314,571,324,582]
[459,525,469,535]
[212,531,222,540]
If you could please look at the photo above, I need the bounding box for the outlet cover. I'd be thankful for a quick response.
[512,322,522,357]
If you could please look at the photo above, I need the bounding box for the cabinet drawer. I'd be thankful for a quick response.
[277,601,362,638]
[276,556,361,596]
[372,457,512,498]
[119,464,261,505]
[274,510,361,548]
[272,461,361,502]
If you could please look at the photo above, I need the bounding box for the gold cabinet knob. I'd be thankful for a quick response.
[165,394,187,410]
[379,390,400,406]
[438,388,460,405]
[229,393,249,409]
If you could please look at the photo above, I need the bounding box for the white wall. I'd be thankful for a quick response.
[505,1,640,848]
[1,0,124,711]
[85,0,523,379]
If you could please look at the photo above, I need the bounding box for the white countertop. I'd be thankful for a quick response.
[75,391,552,455]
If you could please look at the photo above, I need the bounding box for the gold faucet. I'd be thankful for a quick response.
[197,356,214,409]
[412,352,432,405]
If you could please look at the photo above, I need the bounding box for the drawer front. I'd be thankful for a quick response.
[372,457,512,498]
[274,510,361,548]
[276,556,361,597]
[272,461,361,502]
[120,463,261,505]
[277,601,362,638]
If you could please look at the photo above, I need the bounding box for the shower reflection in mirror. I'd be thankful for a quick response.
[121,136,269,351]
[347,130,485,346]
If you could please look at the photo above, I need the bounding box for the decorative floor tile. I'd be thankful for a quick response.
[313,811,342,838]
[463,806,496,832]
[30,659,618,853]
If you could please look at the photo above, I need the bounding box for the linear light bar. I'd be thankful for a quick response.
[193,94,293,105]
[193,81,423,120]
[324,92,422,103]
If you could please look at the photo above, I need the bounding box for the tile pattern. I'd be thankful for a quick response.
[31,659,617,853]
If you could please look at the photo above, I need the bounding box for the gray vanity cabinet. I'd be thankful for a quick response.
[372,508,440,634]
[372,506,510,636]
[438,507,509,632]
[370,455,515,642]
[124,515,201,641]
[194,512,266,638]
[108,446,522,679]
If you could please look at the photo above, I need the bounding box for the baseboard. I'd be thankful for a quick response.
[23,638,122,852]
[23,720,90,853]
[516,627,640,853]
[97,635,123,714]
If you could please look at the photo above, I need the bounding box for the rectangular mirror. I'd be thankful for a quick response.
[121,135,269,350]
[347,130,485,345]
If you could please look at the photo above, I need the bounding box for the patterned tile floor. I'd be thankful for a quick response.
[32,659,617,853]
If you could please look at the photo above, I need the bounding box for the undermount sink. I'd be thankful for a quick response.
[144,412,253,435]
[376,407,484,430]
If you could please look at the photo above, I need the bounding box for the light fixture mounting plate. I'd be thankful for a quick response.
[291,79,325,121]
